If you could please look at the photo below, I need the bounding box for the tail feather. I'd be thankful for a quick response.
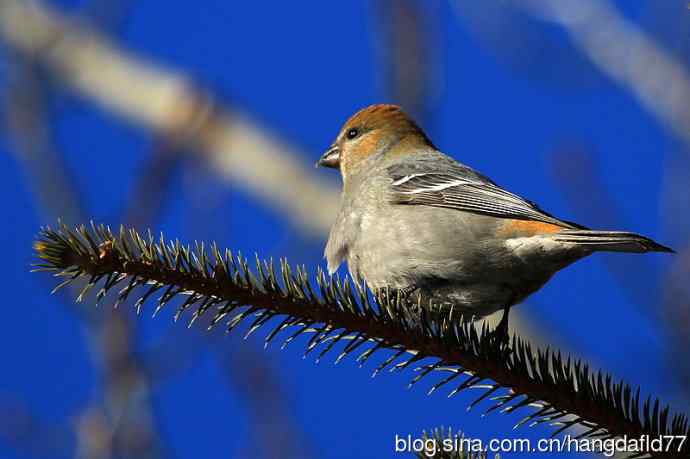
[552,230,675,254]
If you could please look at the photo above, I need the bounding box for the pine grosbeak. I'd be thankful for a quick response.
[317,104,672,333]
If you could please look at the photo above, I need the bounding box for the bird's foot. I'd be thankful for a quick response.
[398,285,419,300]
[376,285,418,304]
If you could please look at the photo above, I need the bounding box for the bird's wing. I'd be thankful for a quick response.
[387,166,583,229]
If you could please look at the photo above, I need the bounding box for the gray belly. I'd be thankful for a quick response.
[345,205,577,318]
[347,206,493,283]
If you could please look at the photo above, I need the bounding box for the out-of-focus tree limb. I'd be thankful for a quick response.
[217,344,318,459]
[550,148,660,308]
[0,0,340,237]
[0,4,330,458]
[0,395,74,459]
[4,60,86,226]
[374,0,444,124]
[123,141,184,229]
[551,147,690,400]
[519,0,690,146]
[451,1,605,89]
[3,35,172,459]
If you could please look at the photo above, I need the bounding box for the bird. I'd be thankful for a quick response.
[316,104,673,336]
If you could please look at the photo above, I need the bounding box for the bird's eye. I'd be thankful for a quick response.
[346,128,360,140]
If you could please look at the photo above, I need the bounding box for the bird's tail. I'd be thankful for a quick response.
[551,230,674,254]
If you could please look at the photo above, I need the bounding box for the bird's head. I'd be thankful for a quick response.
[317,104,433,181]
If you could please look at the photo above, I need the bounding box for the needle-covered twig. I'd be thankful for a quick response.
[415,427,494,459]
[33,222,690,458]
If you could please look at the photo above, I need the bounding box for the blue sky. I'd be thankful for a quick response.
[1,1,688,458]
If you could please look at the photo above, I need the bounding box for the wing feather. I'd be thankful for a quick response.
[388,170,582,228]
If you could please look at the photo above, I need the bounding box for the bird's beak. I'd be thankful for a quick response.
[316,145,340,169]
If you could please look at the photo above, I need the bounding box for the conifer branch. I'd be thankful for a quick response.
[33,222,690,458]
[416,428,494,459]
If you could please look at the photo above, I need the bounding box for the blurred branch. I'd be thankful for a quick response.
[140,298,317,459]
[93,311,169,459]
[518,0,690,146]
[122,140,184,229]
[181,169,316,459]
[451,1,604,89]
[662,249,690,389]
[660,151,690,391]
[82,0,133,33]
[32,222,690,456]
[4,60,86,225]
[551,147,690,397]
[0,0,340,237]
[2,37,173,459]
[550,148,660,307]
[374,0,443,124]
[217,344,317,459]
[0,395,74,459]
[2,5,316,456]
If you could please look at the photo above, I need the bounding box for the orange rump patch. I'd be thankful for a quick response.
[499,219,564,237]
